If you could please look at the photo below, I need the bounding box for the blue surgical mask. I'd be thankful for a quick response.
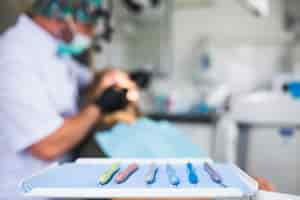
[57,33,92,56]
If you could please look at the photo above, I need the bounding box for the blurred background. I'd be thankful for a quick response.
[1,0,300,196]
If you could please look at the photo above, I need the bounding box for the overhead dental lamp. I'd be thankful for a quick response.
[122,0,161,15]
[237,0,270,17]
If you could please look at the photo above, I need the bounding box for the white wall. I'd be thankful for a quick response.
[172,0,290,83]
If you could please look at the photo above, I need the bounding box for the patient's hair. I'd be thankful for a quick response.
[84,68,142,129]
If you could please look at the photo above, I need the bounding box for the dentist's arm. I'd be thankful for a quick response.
[28,87,128,161]
[29,104,100,161]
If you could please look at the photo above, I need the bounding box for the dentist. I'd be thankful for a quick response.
[0,0,128,199]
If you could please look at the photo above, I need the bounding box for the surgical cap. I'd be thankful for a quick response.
[31,0,103,24]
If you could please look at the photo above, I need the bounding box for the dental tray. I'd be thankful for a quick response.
[20,158,258,199]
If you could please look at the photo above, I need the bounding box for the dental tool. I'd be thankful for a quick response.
[203,162,227,187]
[186,162,198,184]
[115,163,139,184]
[145,163,159,184]
[166,164,180,186]
[99,163,120,185]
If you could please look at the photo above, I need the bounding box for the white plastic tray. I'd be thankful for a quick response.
[21,158,258,199]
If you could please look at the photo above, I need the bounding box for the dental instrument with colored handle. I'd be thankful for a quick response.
[186,162,198,184]
[203,162,227,187]
[99,163,120,185]
[166,164,180,186]
[145,163,159,184]
[115,163,139,184]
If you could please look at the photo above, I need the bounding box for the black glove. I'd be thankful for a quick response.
[95,86,129,113]
[129,69,152,89]
[282,83,289,92]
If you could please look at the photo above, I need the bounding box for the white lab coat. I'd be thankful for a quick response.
[0,14,92,199]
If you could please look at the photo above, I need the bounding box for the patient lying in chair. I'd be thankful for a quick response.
[84,68,141,129]
[80,67,273,192]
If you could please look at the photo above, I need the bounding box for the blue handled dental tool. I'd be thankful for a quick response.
[145,163,159,184]
[186,162,198,184]
[166,164,180,186]
[203,162,227,187]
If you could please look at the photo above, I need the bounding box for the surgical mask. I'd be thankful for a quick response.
[57,33,92,56]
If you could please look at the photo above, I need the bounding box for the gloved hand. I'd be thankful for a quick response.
[129,69,152,89]
[95,86,129,113]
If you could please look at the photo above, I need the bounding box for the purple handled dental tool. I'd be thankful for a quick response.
[203,162,227,188]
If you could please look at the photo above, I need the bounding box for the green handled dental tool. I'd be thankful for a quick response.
[99,163,120,185]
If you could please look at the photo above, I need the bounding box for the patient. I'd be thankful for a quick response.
[84,68,141,129]
[81,67,274,192]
